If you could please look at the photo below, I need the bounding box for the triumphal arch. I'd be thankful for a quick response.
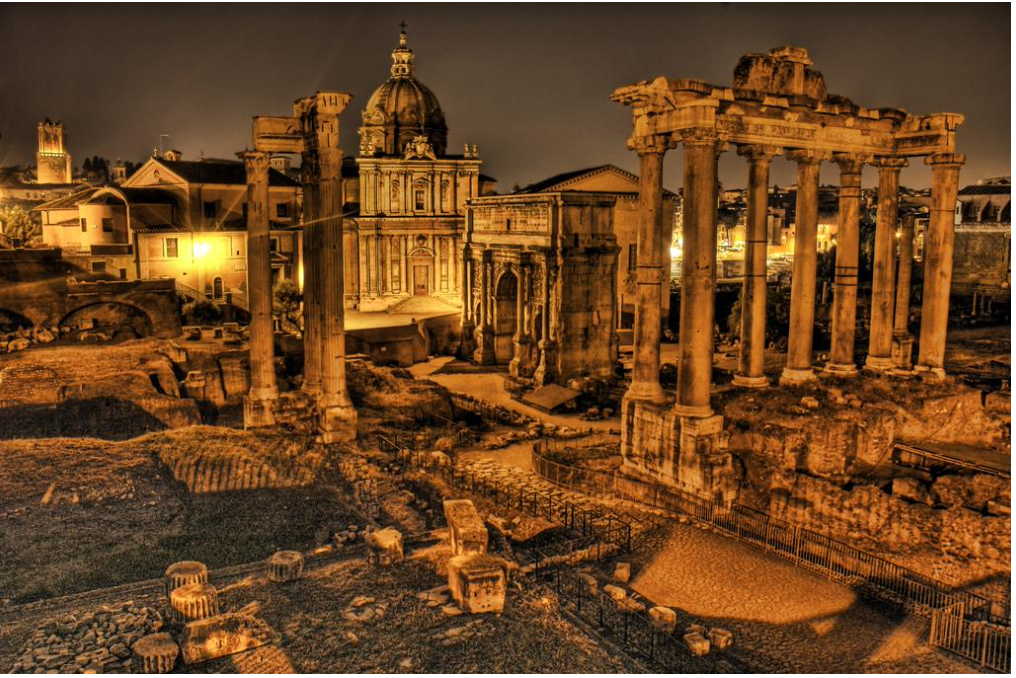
[613,47,963,501]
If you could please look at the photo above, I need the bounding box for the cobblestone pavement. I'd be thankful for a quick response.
[468,446,986,674]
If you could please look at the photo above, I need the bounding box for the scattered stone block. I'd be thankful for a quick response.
[686,623,707,636]
[440,605,464,616]
[575,572,599,595]
[443,499,488,556]
[131,633,179,674]
[447,553,507,614]
[892,477,932,505]
[614,561,631,583]
[649,606,677,633]
[708,627,734,650]
[684,631,711,656]
[365,527,404,566]
[183,326,202,341]
[267,550,304,583]
[178,610,275,665]
[168,583,220,625]
[164,561,208,598]
[8,337,29,351]
[603,584,627,603]
[800,396,820,409]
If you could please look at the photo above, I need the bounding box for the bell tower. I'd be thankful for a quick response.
[36,120,72,184]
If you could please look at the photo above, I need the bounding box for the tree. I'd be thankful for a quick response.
[0,206,42,244]
[272,279,303,334]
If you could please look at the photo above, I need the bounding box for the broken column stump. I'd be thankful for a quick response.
[169,582,220,625]
[267,550,304,583]
[131,633,180,674]
[447,553,507,614]
[365,528,404,566]
[164,561,209,598]
[443,499,488,556]
[179,609,276,665]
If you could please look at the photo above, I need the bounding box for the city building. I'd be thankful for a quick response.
[954,176,1011,314]
[347,28,496,312]
[34,154,302,303]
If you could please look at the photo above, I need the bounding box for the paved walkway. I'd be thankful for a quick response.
[412,357,620,432]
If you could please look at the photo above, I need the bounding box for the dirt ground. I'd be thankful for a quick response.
[0,427,361,604]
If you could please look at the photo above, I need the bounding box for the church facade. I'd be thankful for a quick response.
[346,28,495,312]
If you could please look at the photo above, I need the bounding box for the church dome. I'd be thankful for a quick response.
[359,28,448,158]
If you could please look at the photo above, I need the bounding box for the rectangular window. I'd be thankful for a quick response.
[414,188,426,211]
[91,261,106,273]
[203,201,217,218]
[101,217,113,233]
[270,237,279,253]
[80,218,87,233]
[165,237,179,258]
[628,243,637,272]
[276,202,289,218]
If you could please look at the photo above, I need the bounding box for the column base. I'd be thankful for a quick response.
[509,337,535,379]
[823,362,859,377]
[863,355,894,373]
[473,329,496,365]
[319,398,357,444]
[673,402,714,419]
[301,381,322,396]
[914,364,947,380]
[731,373,769,389]
[533,340,558,386]
[779,367,817,386]
[243,392,278,429]
[624,380,669,405]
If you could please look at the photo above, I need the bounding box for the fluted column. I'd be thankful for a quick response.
[473,253,495,364]
[825,153,867,376]
[891,212,917,369]
[917,153,965,377]
[626,135,670,403]
[315,94,356,443]
[865,157,907,371]
[301,155,322,394]
[242,151,278,428]
[781,150,825,384]
[733,145,779,388]
[675,131,722,418]
[510,261,534,378]
[534,257,557,385]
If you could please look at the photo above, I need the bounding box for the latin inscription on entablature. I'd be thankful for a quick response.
[472,205,550,235]
[719,117,896,154]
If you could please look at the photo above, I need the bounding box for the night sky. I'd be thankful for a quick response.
[0,3,1009,191]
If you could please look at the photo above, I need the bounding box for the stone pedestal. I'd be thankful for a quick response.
[891,332,914,370]
[267,550,304,583]
[243,391,277,429]
[619,397,735,504]
[131,633,179,674]
[443,499,488,556]
[509,336,535,378]
[473,329,496,365]
[319,398,357,444]
[447,553,507,614]
[365,527,404,566]
[533,339,558,386]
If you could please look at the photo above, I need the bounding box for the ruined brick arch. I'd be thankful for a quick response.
[58,301,155,338]
[0,309,34,332]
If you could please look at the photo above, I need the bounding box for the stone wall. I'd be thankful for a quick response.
[952,229,1010,296]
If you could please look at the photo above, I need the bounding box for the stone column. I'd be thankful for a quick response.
[242,151,278,428]
[509,262,534,378]
[865,157,907,372]
[733,145,779,388]
[917,153,965,377]
[473,253,495,364]
[824,153,867,376]
[534,257,557,385]
[315,95,356,443]
[781,150,825,384]
[891,211,917,368]
[675,131,721,418]
[301,155,322,395]
[625,135,670,403]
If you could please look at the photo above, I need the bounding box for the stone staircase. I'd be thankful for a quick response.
[385,295,460,315]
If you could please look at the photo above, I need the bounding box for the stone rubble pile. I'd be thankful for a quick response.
[0,326,58,353]
[10,601,164,674]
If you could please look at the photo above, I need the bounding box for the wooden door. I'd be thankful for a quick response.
[413,265,428,295]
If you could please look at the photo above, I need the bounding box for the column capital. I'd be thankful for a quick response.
[785,148,830,165]
[925,152,966,168]
[678,128,723,150]
[736,144,782,161]
[870,156,909,170]
[629,134,672,156]
[833,152,869,174]
[240,150,272,177]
